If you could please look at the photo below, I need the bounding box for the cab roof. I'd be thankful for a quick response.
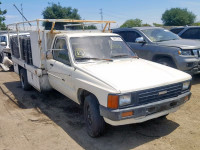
[55,32,119,38]
[112,27,163,32]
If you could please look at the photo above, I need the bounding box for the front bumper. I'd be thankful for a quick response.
[100,92,191,126]
[175,56,200,75]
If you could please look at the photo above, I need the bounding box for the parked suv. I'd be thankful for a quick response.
[171,26,200,40]
[113,27,200,75]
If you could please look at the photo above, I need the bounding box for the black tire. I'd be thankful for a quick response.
[0,53,3,63]
[160,114,168,118]
[156,58,175,68]
[20,69,31,91]
[84,94,105,137]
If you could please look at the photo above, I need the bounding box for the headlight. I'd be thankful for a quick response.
[107,93,131,109]
[178,50,192,56]
[119,94,131,107]
[182,81,191,91]
[192,49,199,57]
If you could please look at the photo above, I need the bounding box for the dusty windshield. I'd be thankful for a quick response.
[142,28,180,42]
[70,36,135,62]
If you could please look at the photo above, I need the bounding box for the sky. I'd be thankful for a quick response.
[1,0,200,28]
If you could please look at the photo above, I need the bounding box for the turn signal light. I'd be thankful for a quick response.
[184,96,189,101]
[121,111,133,117]
[108,95,119,109]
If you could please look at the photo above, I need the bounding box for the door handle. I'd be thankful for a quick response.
[50,64,53,66]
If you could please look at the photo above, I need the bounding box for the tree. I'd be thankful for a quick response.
[120,19,142,28]
[142,23,151,27]
[192,22,200,26]
[42,3,81,30]
[0,1,7,30]
[161,8,196,26]
[84,25,97,30]
[153,23,163,27]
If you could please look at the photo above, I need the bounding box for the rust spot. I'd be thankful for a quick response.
[38,40,42,45]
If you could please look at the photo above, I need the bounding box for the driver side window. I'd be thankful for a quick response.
[118,31,141,43]
[53,37,71,66]
[0,36,7,43]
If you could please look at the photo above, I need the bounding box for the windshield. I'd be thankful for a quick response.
[142,28,180,42]
[70,36,136,62]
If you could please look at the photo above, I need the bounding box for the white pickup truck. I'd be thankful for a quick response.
[8,19,192,137]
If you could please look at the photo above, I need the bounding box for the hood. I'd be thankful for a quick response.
[76,59,191,93]
[156,39,200,49]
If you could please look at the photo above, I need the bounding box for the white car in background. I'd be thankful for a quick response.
[0,33,29,62]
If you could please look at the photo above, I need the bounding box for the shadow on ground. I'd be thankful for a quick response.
[192,74,200,85]
[2,81,179,150]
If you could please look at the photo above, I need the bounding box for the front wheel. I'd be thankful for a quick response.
[84,95,105,137]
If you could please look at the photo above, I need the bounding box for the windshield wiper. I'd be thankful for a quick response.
[111,54,139,59]
[156,39,168,42]
[157,39,178,42]
[76,57,113,62]
[111,54,131,58]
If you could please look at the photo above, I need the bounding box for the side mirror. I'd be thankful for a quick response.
[135,37,146,43]
[46,50,53,59]
[0,42,6,46]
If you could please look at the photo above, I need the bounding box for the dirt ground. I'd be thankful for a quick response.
[0,69,200,150]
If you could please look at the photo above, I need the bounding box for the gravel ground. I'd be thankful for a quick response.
[0,69,199,150]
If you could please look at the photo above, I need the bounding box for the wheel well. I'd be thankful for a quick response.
[18,65,23,74]
[152,55,177,68]
[77,89,99,106]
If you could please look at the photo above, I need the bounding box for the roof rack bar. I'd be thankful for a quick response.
[103,23,108,32]
[50,22,56,33]
[7,19,115,26]
[7,19,116,33]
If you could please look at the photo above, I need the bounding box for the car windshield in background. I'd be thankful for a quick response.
[70,36,135,62]
[142,28,180,42]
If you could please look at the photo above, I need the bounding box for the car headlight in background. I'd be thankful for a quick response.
[192,49,199,57]
[107,94,131,109]
[178,50,192,56]
[182,81,191,91]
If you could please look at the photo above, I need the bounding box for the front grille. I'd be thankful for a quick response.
[136,83,182,105]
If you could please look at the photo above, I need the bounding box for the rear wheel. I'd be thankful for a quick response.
[156,58,175,68]
[84,94,105,137]
[20,69,31,91]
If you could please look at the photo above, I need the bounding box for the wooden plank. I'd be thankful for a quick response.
[50,22,56,33]
[103,23,108,32]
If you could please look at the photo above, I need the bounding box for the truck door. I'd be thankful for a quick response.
[46,37,75,100]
